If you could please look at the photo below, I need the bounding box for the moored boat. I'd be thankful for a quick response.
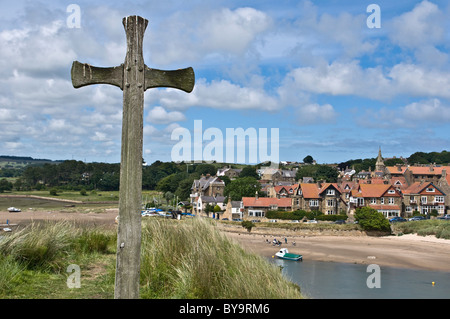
[275,248,302,261]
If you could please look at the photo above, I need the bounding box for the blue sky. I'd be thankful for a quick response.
[0,0,449,164]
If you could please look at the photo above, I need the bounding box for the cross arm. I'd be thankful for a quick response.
[71,61,124,90]
[144,66,195,93]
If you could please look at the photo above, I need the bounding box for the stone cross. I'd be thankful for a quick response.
[71,15,194,299]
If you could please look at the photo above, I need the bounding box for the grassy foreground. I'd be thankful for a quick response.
[392,219,450,239]
[0,218,303,299]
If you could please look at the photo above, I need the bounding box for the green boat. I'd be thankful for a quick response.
[275,248,302,261]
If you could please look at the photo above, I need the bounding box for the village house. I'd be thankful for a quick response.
[292,183,346,215]
[257,167,297,185]
[349,183,403,218]
[267,184,299,198]
[241,193,292,219]
[222,197,244,220]
[216,166,242,179]
[192,195,226,217]
[402,181,446,217]
[191,174,225,198]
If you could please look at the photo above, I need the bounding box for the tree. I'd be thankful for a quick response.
[224,177,261,201]
[303,155,314,164]
[195,163,217,176]
[295,164,338,182]
[315,165,338,182]
[241,220,255,232]
[0,179,12,193]
[355,207,391,232]
[175,177,195,201]
[239,165,259,179]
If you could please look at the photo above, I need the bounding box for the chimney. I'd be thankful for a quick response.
[430,163,434,172]
[442,169,447,178]
[255,191,258,200]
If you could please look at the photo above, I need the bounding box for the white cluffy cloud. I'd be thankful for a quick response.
[146,106,186,124]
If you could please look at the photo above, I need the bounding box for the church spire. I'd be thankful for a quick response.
[375,147,385,172]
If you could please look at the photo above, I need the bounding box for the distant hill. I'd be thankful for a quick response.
[0,155,63,168]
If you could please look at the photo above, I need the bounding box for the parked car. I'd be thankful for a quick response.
[305,220,317,224]
[268,219,277,223]
[389,216,406,223]
[408,216,425,221]
[437,215,450,220]
[232,218,243,222]
[222,218,229,221]
[334,220,346,224]
[251,219,261,223]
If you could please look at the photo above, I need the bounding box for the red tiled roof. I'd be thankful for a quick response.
[369,204,401,211]
[299,183,320,199]
[242,197,292,208]
[357,184,401,198]
[387,165,450,176]
[403,182,445,196]
[318,183,341,195]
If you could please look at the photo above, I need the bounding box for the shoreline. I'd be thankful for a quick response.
[2,208,450,273]
[219,225,450,272]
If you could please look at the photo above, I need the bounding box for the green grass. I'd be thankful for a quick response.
[0,221,117,298]
[0,218,303,299]
[392,219,450,239]
[139,218,302,299]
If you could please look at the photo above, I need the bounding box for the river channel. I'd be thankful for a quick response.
[271,258,450,299]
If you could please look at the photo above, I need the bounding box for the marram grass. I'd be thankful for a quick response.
[139,217,303,299]
[0,218,302,299]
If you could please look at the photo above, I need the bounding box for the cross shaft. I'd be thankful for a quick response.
[71,15,194,299]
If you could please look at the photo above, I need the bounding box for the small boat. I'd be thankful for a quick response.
[8,207,21,213]
[275,248,302,261]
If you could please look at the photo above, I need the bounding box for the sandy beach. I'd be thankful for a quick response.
[221,226,450,272]
[2,208,450,272]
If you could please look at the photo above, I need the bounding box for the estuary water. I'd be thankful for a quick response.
[271,258,450,299]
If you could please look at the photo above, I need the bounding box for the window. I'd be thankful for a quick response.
[370,198,376,204]
[426,187,435,192]
[388,190,395,194]
[326,189,335,196]
[435,196,444,203]
[405,206,412,212]
[421,196,427,204]
[357,198,364,206]
[309,200,319,207]
[327,199,335,207]
[249,210,264,217]
[388,198,395,205]
[380,198,384,204]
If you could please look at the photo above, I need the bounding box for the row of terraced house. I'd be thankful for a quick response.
[190,150,450,221]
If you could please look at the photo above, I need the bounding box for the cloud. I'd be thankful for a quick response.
[283,60,450,101]
[148,78,280,112]
[388,1,445,49]
[358,98,450,129]
[146,106,186,124]
[148,7,272,66]
[296,103,337,124]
